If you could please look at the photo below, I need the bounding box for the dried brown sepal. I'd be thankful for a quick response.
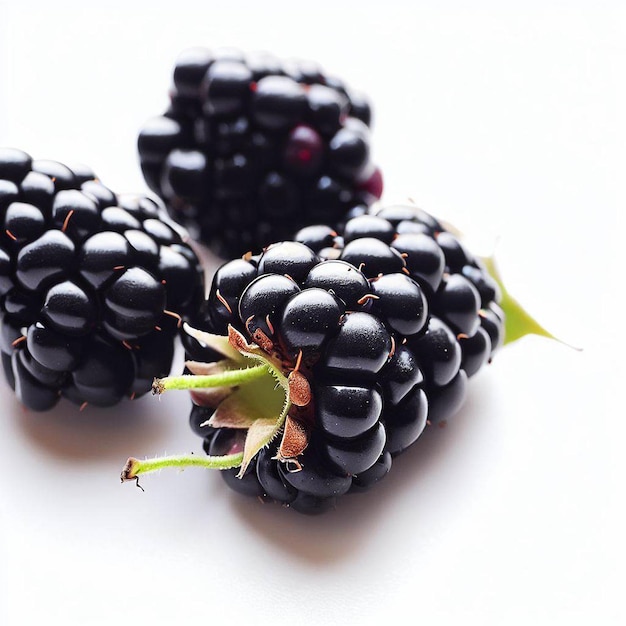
[288,370,311,407]
[277,415,310,462]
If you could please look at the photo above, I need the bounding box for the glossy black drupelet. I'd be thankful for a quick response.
[138,47,382,258]
[0,148,204,411]
[186,204,503,514]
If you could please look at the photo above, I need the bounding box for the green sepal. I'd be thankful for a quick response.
[223,326,291,477]
[150,325,291,479]
[183,323,245,363]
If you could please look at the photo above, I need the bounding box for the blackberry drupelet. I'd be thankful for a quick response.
[123,203,510,514]
[137,47,382,258]
[0,148,204,411]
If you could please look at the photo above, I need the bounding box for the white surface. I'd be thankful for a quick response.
[0,2,624,624]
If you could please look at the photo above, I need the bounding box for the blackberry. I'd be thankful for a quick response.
[124,203,548,515]
[0,148,204,411]
[137,47,382,258]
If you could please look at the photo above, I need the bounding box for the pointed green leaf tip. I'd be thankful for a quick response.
[481,255,581,350]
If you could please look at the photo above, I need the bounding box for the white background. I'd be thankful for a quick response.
[0,1,624,624]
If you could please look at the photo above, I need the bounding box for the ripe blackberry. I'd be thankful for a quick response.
[137,47,382,258]
[0,148,204,411]
[124,202,547,515]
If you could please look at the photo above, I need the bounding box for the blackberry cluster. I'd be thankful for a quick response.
[138,47,382,258]
[184,205,504,514]
[0,148,204,411]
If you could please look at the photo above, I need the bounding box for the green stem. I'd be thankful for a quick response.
[153,364,269,394]
[121,452,244,484]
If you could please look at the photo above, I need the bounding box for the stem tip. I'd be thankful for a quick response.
[121,457,140,482]
[152,378,165,395]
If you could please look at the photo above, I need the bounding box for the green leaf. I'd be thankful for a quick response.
[482,255,580,349]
